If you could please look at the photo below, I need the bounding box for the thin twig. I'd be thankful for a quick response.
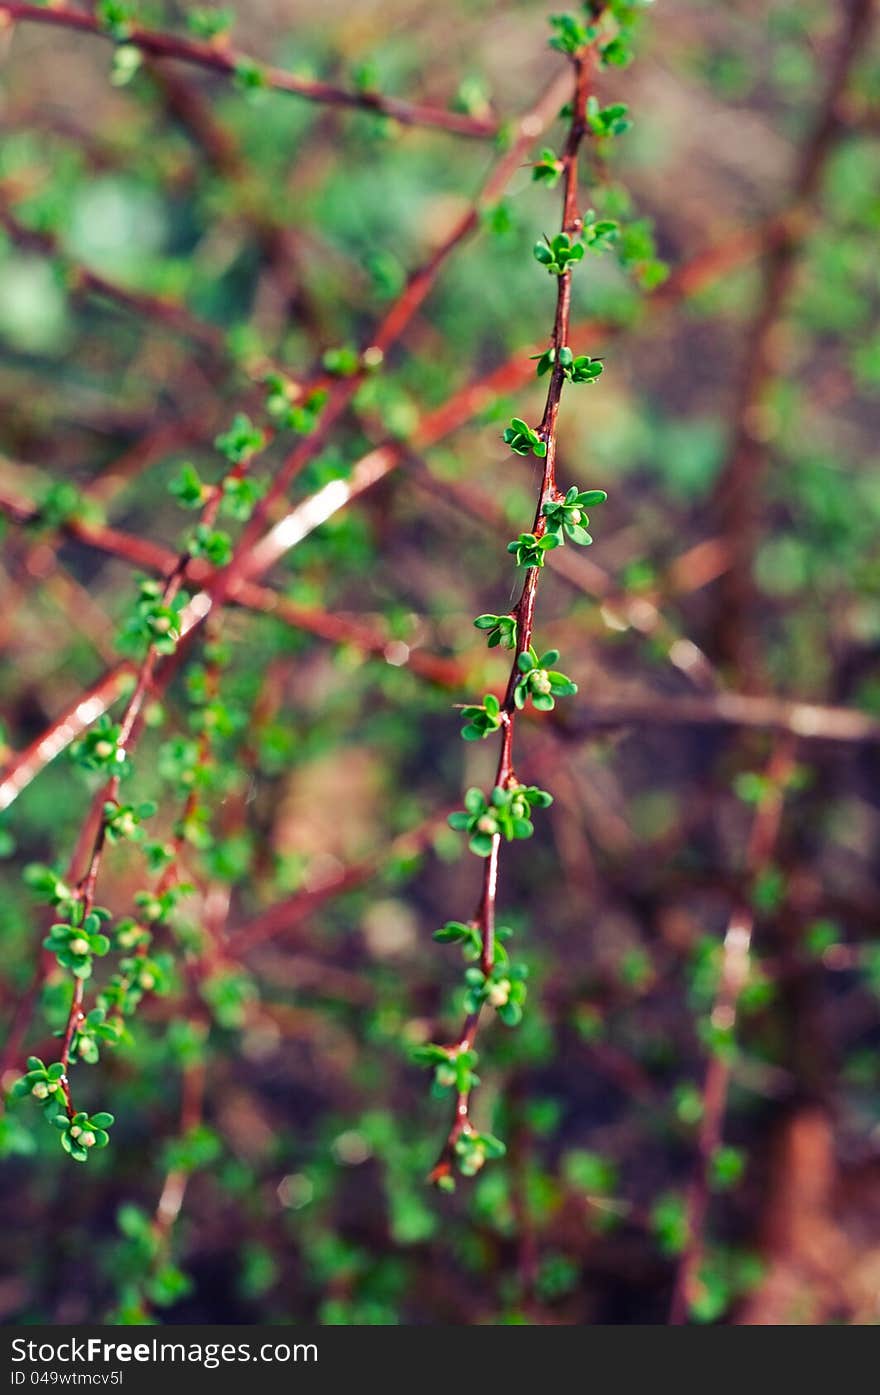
[430,44,599,1183]
[0,2,498,139]
[709,0,875,684]
[668,737,796,1324]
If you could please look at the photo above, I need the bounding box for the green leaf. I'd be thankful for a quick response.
[469,832,495,857]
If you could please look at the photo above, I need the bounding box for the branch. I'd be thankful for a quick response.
[228,814,447,956]
[49,454,255,1117]
[709,0,875,685]
[561,690,880,745]
[429,42,600,1185]
[0,2,498,139]
[223,68,574,589]
[668,738,796,1324]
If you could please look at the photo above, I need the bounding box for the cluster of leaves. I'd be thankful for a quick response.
[513,647,577,711]
[548,1,654,68]
[586,96,632,138]
[533,216,618,276]
[448,785,553,857]
[507,530,559,568]
[473,613,517,650]
[433,922,528,1026]
[119,578,187,656]
[71,718,127,776]
[543,485,608,545]
[44,905,111,979]
[459,692,503,741]
[9,1055,115,1164]
[502,417,547,457]
[533,231,586,276]
[9,1058,67,1113]
[507,486,606,569]
[423,2,623,1185]
[53,1110,115,1163]
[532,345,604,383]
[265,375,328,435]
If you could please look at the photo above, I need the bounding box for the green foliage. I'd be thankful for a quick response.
[33,480,91,529]
[233,58,268,95]
[502,417,547,457]
[265,376,328,434]
[709,1145,746,1192]
[71,1008,123,1065]
[104,800,156,845]
[581,209,619,251]
[189,524,233,567]
[506,531,559,568]
[118,579,187,656]
[96,0,135,42]
[533,231,585,276]
[448,784,553,857]
[10,1058,67,1111]
[454,1129,505,1176]
[586,96,632,138]
[187,7,234,40]
[44,907,112,978]
[54,1111,115,1163]
[4,0,855,1329]
[412,1043,480,1098]
[222,474,265,521]
[532,345,604,384]
[548,14,594,57]
[532,149,564,187]
[513,646,577,712]
[71,717,128,775]
[323,345,363,377]
[542,485,607,544]
[459,692,503,741]
[473,613,517,650]
[651,1192,688,1256]
[23,863,74,909]
[169,463,208,510]
[462,961,528,1026]
[214,413,265,464]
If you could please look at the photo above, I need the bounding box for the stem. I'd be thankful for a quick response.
[668,737,795,1324]
[52,474,242,1114]
[709,0,875,686]
[0,2,498,139]
[430,45,598,1183]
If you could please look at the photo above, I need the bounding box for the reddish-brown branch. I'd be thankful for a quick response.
[239,211,773,586]
[0,2,498,139]
[561,691,880,744]
[668,737,796,1324]
[228,813,447,956]
[709,0,875,686]
[0,483,466,707]
[153,1056,206,1244]
[0,149,840,828]
[49,465,247,1113]
[224,69,573,591]
[0,665,132,814]
[430,47,598,1183]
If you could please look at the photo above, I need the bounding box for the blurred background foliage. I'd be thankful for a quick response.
[1,0,880,1325]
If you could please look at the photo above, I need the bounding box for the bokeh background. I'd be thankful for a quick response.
[1,0,880,1324]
